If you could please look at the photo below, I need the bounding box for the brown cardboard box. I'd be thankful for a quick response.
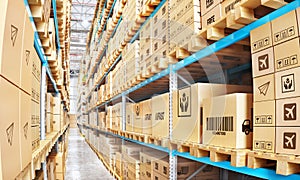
[253,126,275,152]
[53,114,61,131]
[0,0,25,86]
[276,96,300,126]
[140,164,152,180]
[274,37,300,72]
[253,73,275,102]
[21,13,34,94]
[254,100,276,127]
[53,94,61,115]
[126,103,134,132]
[133,103,143,133]
[276,127,300,155]
[221,0,243,16]
[0,77,21,179]
[201,0,222,16]
[250,22,273,53]
[252,47,275,78]
[19,90,32,170]
[46,113,53,133]
[275,66,300,99]
[152,171,168,180]
[152,93,169,139]
[141,99,152,135]
[203,93,253,149]
[202,4,222,29]
[153,1,168,26]
[122,144,142,156]
[173,83,252,144]
[272,10,299,46]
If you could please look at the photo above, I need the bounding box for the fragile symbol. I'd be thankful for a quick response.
[11,25,18,46]
[284,103,297,120]
[23,122,29,139]
[284,132,296,149]
[6,123,14,146]
[258,54,269,71]
[281,74,295,93]
[180,93,189,112]
[136,105,140,116]
[25,50,30,66]
[258,81,270,96]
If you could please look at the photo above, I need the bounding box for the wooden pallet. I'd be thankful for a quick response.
[190,144,250,167]
[149,136,169,148]
[247,151,300,176]
[169,140,193,153]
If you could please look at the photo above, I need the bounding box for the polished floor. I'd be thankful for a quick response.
[65,128,114,180]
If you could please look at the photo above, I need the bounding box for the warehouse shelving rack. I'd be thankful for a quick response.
[79,0,300,179]
[23,0,70,179]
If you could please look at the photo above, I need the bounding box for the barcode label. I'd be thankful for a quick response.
[206,116,234,131]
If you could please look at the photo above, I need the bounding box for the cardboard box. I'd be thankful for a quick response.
[201,0,222,16]
[152,93,169,139]
[276,127,300,155]
[203,93,253,149]
[272,10,299,46]
[253,73,275,102]
[53,94,61,114]
[21,13,34,94]
[0,0,25,86]
[122,145,142,156]
[274,37,300,72]
[46,113,53,133]
[19,90,32,170]
[173,83,252,144]
[253,126,275,152]
[141,99,152,135]
[221,0,243,16]
[53,114,61,131]
[133,103,143,133]
[252,47,275,78]
[254,100,275,127]
[250,22,273,53]
[276,96,300,126]
[275,66,300,99]
[126,103,134,132]
[202,4,222,29]
[152,171,168,180]
[140,164,152,180]
[0,77,21,179]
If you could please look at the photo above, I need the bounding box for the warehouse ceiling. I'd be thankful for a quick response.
[70,0,97,77]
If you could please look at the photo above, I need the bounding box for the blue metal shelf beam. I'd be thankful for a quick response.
[52,0,61,50]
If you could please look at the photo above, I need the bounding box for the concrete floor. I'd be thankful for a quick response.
[65,128,115,180]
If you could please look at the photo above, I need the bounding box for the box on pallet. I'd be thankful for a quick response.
[122,144,142,156]
[152,93,169,139]
[126,103,135,132]
[0,0,25,87]
[0,77,22,179]
[250,22,273,53]
[253,73,275,102]
[133,103,143,133]
[276,127,300,155]
[173,83,252,144]
[203,93,253,149]
[253,126,275,152]
[202,4,222,29]
[275,66,300,99]
[201,0,221,15]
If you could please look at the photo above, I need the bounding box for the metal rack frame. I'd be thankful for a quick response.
[81,0,300,179]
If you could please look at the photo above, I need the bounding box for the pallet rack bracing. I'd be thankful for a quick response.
[77,0,300,179]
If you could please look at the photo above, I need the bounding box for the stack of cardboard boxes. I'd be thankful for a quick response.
[123,41,140,86]
[53,94,63,132]
[46,93,54,133]
[170,0,201,52]
[0,0,37,178]
[251,9,300,154]
[98,134,122,168]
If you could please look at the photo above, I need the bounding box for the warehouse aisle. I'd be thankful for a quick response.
[65,128,114,180]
